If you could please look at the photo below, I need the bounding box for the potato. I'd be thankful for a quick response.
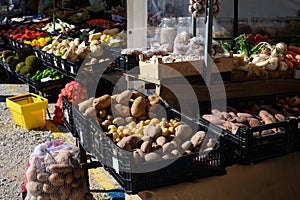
[125,117,136,123]
[275,113,285,122]
[43,182,56,193]
[134,127,143,135]
[26,166,37,181]
[175,125,193,140]
[126,121,137,130]
[117,140,132,151]
[144,124,162,139]
[162,142,175,153]
[191,131,206,148]
[141,140,153,153]
[237,112,253,118]
[138,115,147,121]
[93,94,111,110]
[83,106,97,118]
[181,141,192,151]
[184,150,193,155]
[202,114,224,125]
[36,193,50,200]
[112,117,125,125]
[116,90,132,105]
[27,181,43,196]
[248,118,261,127]
[131,96,147,117]
[73,167,85,179]
[70,178,83,188]
[58,184,71,200]
[150,118,160,125]
[206,138,216,148]
[148,95,161,105]
[101,120,111,128]
[78,97,94,113]
[141,136,153,142]
[171,149,181,157]
[144,152,161,162]
[55,151,72,164]
[46,164,73,175]
[98,109,107,119]
[131,91,144,99]
[161,127,170,136]
[50,192,61,200]
[48,173,65,187]
[133,149,145,164]
[170,136,182,146]
[68,187,85,200]
[37,173,49,182]
[112,103,130,117]
[126,135,140,147]
[162,154,172,159]
[156,136,168,146]
[65,173,73,184]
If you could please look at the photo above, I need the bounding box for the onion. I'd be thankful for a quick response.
[275,42,288,53]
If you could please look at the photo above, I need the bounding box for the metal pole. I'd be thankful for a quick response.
[53,0,55,32]
[233,0,239,37]
[204,0,213,85]
[192,17,197,37]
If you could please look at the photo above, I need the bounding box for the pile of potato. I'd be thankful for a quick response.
[203,104,288,137]
[277,95,300,113]
[77,90,217,163]
[25,144,93,200]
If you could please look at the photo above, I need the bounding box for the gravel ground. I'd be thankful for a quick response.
[0,83,115,200]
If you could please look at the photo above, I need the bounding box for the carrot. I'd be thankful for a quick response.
[285,53,294,60]
[286,50,298,57]
[295,55,300,60]
[285,59,294,68]
[287,46,300,54]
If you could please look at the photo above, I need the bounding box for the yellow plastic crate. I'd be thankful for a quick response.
[6,93,48,130]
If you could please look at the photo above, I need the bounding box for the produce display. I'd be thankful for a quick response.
[284,46,300,69]
[202,104,289,137]
[53,81,87,124]
[41,20,75,33]
[24,140,93,200]
[277,95,300,114]
[30,68,64,81]
[218,33,300,80]
[10,29,49,41]
[23,35,54,48]
[86,18,111,27]
[2,49,41,75]
[77,90,217,163]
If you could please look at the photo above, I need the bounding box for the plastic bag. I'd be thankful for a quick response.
[25,140,92,200]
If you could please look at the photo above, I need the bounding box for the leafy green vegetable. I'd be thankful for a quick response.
[233,34,253,57]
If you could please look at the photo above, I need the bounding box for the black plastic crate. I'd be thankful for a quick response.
[88,119,110,163]
[199,113,291,165]
[72,105,92,151]
[114,54,138,71]
[62,96,79,138]
[101,108,226,194]
[289,118,300,152]
[66,60,81,77]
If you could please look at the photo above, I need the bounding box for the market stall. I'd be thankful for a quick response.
[1,0,300,199]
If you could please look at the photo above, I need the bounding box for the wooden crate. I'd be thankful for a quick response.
[139,56,233,80]
[231,70,294,82]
